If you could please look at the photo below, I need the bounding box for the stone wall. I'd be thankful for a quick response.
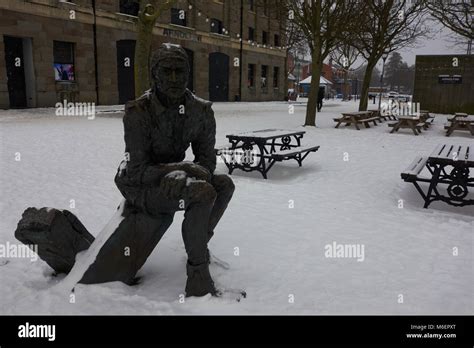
[0,0,286,108]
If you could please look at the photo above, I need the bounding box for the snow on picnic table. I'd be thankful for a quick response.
[0,100,472,315]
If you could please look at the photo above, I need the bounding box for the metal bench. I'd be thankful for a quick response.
[401,156,428,182]
[401,144,474,207]
[270,145,320,166]
[218,129,320,179]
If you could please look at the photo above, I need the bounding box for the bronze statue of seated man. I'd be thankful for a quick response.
[15,43,235,298]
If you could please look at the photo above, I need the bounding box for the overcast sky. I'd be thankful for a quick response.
[398,25,469,66]
[380,21,470,69]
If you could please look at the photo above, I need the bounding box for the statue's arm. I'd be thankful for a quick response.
[191,105,217,174]
[115,108,170,209]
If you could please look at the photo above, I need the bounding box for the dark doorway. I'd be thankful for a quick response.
[116,40,136,104]
[209,52,229,102]
[184,48,194,92]
[4,36,27,108]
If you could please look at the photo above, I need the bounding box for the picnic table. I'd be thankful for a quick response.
[333,111,379,130]
[217,129,320,179]
[388,112,433,135]
[389,116,424,135]
[445,115,474,137]
[401,144,474,207]
[447,112,468,122]
[369,109,396,121]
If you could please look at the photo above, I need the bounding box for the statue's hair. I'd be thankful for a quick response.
[150,43,190,76]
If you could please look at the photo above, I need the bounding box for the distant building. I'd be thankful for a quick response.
[0,0,287,109]
[413,55,474,114]
[298,75,332,97]
[287,55,338,96]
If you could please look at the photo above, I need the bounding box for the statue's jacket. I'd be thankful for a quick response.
[115,89,216,213]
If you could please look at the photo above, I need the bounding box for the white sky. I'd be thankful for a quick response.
[380,21,469,68]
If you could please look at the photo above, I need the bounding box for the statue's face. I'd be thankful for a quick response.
[153,58,188,101]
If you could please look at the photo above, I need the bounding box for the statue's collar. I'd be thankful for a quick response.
[149,89,193,116]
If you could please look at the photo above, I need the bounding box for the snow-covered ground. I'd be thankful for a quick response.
[0,100,472,315]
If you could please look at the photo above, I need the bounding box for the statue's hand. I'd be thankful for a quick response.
[158,170,187,200]
[173,162,211,182]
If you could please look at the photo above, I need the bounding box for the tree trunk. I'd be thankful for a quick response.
[134,15,156,97]
[134,0,176,97]
[358,60,376,111]
[305,54,322,126]
[343,70,348,100]
[284,50,289,101]
[134,0,158,98]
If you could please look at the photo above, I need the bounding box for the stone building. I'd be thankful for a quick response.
[413,55,474,114]
[0,0,287,109]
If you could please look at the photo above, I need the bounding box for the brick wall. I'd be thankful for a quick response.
[0,0,286,108]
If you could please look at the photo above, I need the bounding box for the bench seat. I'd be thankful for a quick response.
[401,156,428,182]
[271,145,320,161]
[361,117,379,123]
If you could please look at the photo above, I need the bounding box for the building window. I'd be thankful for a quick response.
[261,65,268,88]
[119,0,139,16]
[210,18,223,34]
[171,8,187,27]
[274,34,280,47]
[248,64,256,87]
[249,0,255,11]
[273,67,279,88]
[248,27,255,41]
[263,0,269,16]
[262,31,268,45]
[53,41,75,81]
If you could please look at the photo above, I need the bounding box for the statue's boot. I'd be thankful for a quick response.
[185,261,217,297]
[14,207,95,274]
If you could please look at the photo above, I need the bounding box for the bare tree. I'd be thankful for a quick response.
[285,0,362,126]
[427,0,473,41]
[330,40,361,100]
[134,0,176,97]
[353,0,429,111]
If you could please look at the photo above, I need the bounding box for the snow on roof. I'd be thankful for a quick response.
[299,76,333,85]
[288,73,296,81]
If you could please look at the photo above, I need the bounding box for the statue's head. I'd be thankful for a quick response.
[150,43,189,103]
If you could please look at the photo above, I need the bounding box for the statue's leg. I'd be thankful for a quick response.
[79,205,174,285]
[207,174,235,242]
[179,181,221,296]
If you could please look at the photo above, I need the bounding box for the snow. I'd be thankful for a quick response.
[0,100,472,315]
[165,170,187,180]
[226,128,303,138]
[55,200,125,294]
